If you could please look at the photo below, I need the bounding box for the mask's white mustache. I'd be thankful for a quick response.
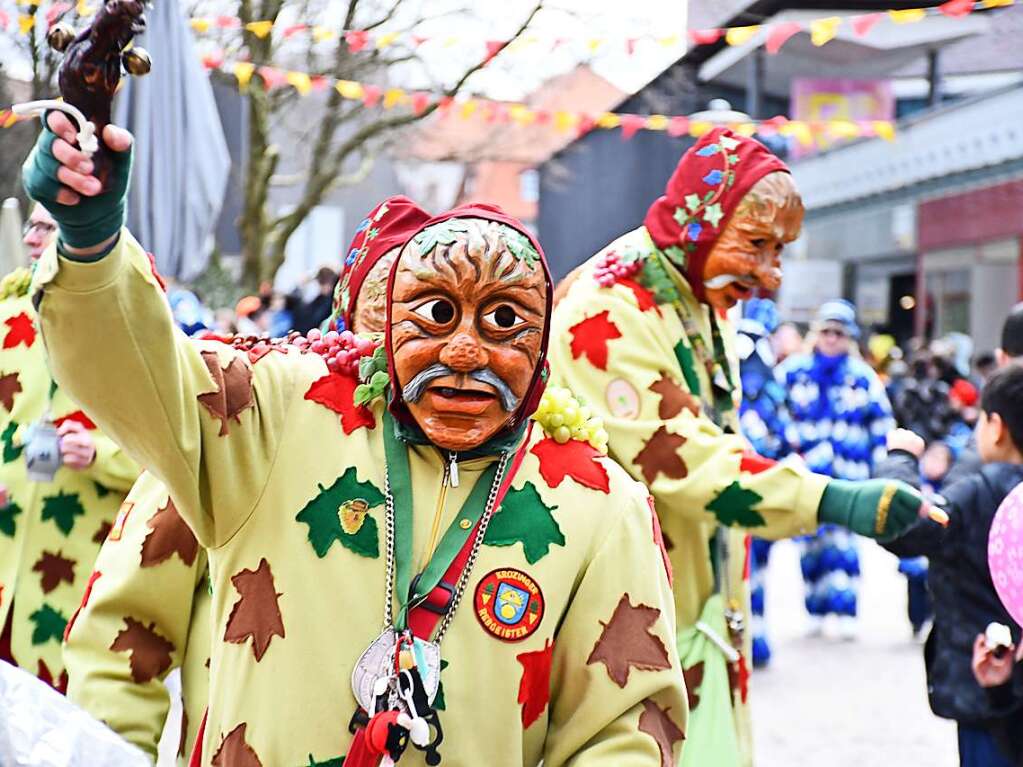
[703,269,783,290]
[704,274,756,290]
[402,362,519,412]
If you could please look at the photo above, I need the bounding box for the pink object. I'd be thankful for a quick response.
[989,483,1023,626]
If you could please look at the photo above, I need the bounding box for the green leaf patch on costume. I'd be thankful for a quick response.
[300,756,345,767]
[484,481,565,564]
[707,481,766,527]
[29,603,68,645]
[2,421,22,463]
[434,658,451,710]
[0,500,20,537]
[41,491,85,536]
[672,341,701,396]
[295,468,385,558]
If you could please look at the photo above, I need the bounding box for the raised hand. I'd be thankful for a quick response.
[22,111,133,251]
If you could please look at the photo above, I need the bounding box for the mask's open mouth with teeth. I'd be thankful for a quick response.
[427,384,498,415]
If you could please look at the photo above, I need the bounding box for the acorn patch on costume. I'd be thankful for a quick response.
[474,568,544,642]
[295,468,385,559]
[605,378,641,420]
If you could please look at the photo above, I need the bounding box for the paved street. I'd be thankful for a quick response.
[751,539,957,767]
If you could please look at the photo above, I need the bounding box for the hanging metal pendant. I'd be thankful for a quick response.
[352,628,442,712]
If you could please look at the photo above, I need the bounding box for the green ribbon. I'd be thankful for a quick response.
[382,410,501,632]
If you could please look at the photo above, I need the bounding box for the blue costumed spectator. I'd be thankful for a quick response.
[778,299,895,638]
[737,298,793,667]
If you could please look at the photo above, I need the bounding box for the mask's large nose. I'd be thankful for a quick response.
[440,332,490,372]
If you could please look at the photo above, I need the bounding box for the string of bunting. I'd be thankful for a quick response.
[197,57,896,144]
[0,56,898,141]
[0,0,1014,55]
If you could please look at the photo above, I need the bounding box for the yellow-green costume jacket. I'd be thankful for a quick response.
[64,470,210,763]
[549,227,829,766]
[34,231,687,767]
[0,268,139,689]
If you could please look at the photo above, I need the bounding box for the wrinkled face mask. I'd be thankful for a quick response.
[390,218,547,451]
[702,172,804,311]
[351,250,398,335]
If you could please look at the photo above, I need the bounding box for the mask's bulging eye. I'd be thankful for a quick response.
[482,304,526,330]
[413,298,456,324]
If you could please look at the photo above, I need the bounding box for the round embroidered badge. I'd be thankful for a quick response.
[605,378,641,419]
[474,568,545,642]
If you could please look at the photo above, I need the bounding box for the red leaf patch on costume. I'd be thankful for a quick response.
[739,450,776,475]
[638,698,685,767]
[32,550,76,593]
[211,723,263,767]
[141,497,199,567]
[36,659,68,695]
[586,593,671,687]
[516,638,553,728]
[198,351,255,436]
[617,278,658,313]
[0,372,21,411]
[568,311,622,371]
[54,410,98,430]
[530,437,610,493]
[64,570,101,641]
[633,426,688,484]
[110,617,176,683]
[304,371,375,434]
[649,374,699,420]
[223,558,285,662]
[647,497,673,587]
[3,312,35,349]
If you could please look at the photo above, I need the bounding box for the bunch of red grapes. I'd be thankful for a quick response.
[227,328,378,377]
[592,250,641,288]
[288,328,379,376]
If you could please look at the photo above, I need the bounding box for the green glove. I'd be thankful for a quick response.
[818,479,924,542]
[21,121,132,250]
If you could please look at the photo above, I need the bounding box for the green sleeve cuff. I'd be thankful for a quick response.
[799,470,829,534]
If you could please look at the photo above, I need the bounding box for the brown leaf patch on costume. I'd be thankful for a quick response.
[638,698,685,767]
[0,372,21,411]
[32,551,76,593]
[224,558,285,661]
[586,593,671,687]
[140,497,199,567]
[211,723,263,767]
[198,351,255,436]
[92,520,113,544]
[648,373,699,420]
[633,426,688,484]
[682,661,704,711]
[109,617,175,683]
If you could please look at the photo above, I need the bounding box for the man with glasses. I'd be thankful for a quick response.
[0,200,139,692]
[777,299,896,639]
[22,205,59,263]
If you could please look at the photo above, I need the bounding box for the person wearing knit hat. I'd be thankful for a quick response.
[778,298,897,639]
[549,128,928,765]
[60,197,433,763]
[25,107,687,767]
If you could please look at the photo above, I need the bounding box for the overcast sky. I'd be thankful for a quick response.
[2,0,689,100]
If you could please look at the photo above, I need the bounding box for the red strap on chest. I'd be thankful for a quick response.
[407,430,532,640]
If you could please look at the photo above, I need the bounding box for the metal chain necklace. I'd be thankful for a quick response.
[380,450,510,643]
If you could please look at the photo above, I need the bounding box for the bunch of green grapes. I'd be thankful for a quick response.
[0,267,32,299]
[533,386,609,454]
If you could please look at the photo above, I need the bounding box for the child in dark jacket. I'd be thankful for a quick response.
[880,363,1023,767]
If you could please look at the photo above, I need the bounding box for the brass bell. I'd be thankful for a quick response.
[46,22,75,52]
[122,47,152,76]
